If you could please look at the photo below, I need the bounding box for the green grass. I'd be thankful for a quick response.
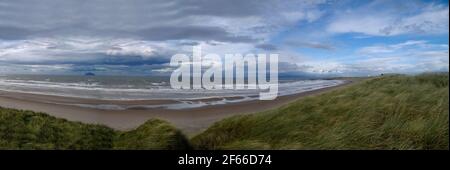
[0,73,448,150]
[114,119,191,150]
[0,108,190,150]
[191,73,449,149]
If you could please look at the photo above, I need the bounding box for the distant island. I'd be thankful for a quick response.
[84,72,95,76]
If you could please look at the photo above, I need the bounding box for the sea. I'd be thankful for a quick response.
[0,74,345,109]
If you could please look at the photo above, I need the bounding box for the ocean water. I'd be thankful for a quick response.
[0,74,345,109]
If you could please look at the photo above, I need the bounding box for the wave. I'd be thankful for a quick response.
[0,76,345,109]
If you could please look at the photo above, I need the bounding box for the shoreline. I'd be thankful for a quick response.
[0,80,354,135]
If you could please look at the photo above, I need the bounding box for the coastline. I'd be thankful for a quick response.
[0,79,354,135]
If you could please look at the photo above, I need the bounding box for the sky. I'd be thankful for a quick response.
[0,0,448,76]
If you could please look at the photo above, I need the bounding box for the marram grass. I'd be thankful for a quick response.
[192,73,449,150]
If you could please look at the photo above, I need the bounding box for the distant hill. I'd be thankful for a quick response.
[84,72,95,76]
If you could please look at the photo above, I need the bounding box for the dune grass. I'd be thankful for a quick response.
[113,119,191,150]
[0,108,190,150]
[191,73,449,149]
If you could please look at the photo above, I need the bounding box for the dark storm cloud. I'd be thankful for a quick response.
[1,52,171,66]
[177,41,199,46]
[0,0,278,42]
[176,0,264,17]
[0,26,32,40]
[0,0,324,41]
[0,0,332,74]
[135,26,255,42]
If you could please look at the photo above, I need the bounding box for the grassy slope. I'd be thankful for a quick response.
[114,119,190,150]
[0,108,190,150]
[192,74,449,149]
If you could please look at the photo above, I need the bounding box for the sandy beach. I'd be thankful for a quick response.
[0,80,353,135]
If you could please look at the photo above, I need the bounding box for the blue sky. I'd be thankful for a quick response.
[0,0,448,76]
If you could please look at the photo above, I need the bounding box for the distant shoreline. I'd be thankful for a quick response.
[0,79,354,135]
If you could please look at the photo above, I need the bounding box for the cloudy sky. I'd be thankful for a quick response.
[0,0,448,76]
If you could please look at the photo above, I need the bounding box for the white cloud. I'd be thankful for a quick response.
[327,4,449,36]
[353,40,449,74]
[0,37,180,64]
[357,40,428,54]
[290,39,449,75]
[296,61,348,74]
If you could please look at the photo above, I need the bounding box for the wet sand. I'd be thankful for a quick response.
[0,80,353,135]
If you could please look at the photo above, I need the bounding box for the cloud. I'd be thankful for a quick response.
[0,0,448,76]
[0,0,326,42]
[0,26,32,40]
[0,37,258,66]
[327,2,449,36]
[357,40,428,54]
[295,61,348,74]
[0,0,329,75]
[288,39,449,75]
[292,55,446,76]
[134,25,255,42]
[352,40,449,74]
[255,43,278,51]
[285,40,335,50]
[0,37,176,65]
